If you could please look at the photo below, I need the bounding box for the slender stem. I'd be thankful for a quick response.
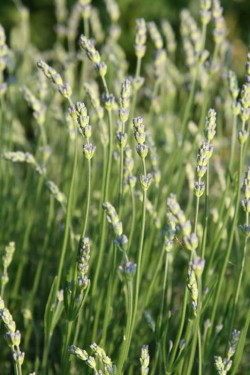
[91,108,113,296]
[81,157,91,239]
[201,163,209,259]
[229,113,238,173]
[158,252,169,334]
[231,304,250,374]
[207,142,244,341]
[185,277,202,375]
[116,159,147,374]
[229,213,249,333]
[62,320,73,373]
[118,146,124,212]
[101,243,116,347]
[194,191,200,234]
[128,186,135,252]
[167,287,188,373]
[116,280,133,374]
[55,120,78,294]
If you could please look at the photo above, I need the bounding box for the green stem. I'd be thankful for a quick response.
[128,186,135,252]
[229,113,238,173]
[167,286,188,373]
[185,277,202,375]
[101,243,116,347]
[55,119,78,294]
[228,213,249,334]
[116,280,133,375]
[92,108,113,296]
[62,320,73,373]
[158,252,169,334]
[201,163,209,259]
[207,142,244,342]
[116,159,147,374]
[81,157,91,239]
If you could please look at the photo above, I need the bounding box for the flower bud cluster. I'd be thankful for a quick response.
[2,151,45,176]
[238,83,250,127]
[133,76,145,92]
[214,330,240,375]
[79,0,92,20]
[135,18,147,58]
[68,345,88,361]
[161,20,176,56]
[245,51,250,84]
[195,132,214,198]
[140,344,150,375]
[123,146,136,193]
[133,116,149,159]
[212,0,226,45]
[77,237,90,290]
[37,60,72,98]
[21,86,46,126]
[183,37,196,71]
[46,180,66,206]
[204,108,216,142]
[187,266,199,315]
[90,342,114,373]
[120,78,132,116]
[164,214,176,252]
[147,130,161,187]
[116,78,132,149]
[147,22,163,50]
[167,194,198,252]
[68,101,96,160]
[240,167,250,237]
[181,10,202,56]
[0,297,25,366]
[190,256,205,277]
[103,201,128,246]
[119,261,137,281]
[69,343,114,373]
[102,92,116,111]
[200,0,212,26]
[228,70,239,101]
[79,35,107,78]
[104,0,120,23]
[0,242,15,289]
[68,345,97,371]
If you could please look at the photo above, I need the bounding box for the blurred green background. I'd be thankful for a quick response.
[0,0,249,74]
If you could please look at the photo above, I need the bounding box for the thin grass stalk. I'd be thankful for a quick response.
[167,286,188,374]
[206,141,244,342]
[116,279,133,374]
[201,163,209,259]
[101,243,116,347]
[130,56,142,123]
[24,196,55,349]
[116,159,147,374]
[12,174,44,300]
[228,213,249,334]
[55,111,78,294]
[91,77,113,296]
[185,277,202,375]
[127,185,136,251]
